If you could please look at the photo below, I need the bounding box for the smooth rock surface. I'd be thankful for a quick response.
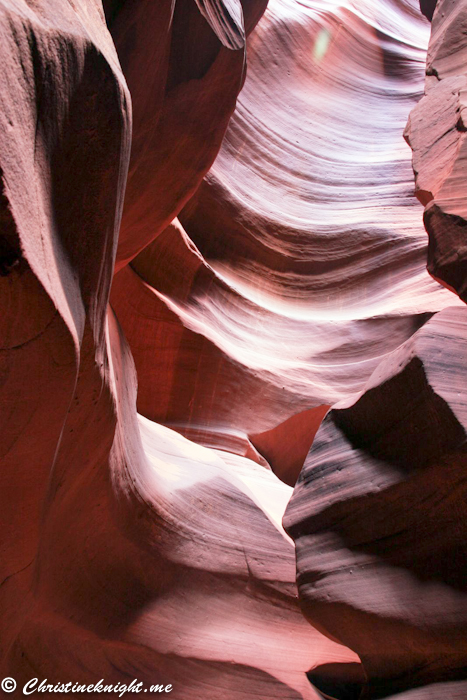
[0,0,131,669]
[0,0,356,696]
[284,306,467,698]
[1,0,467,697]
[106,0,267,271]
[112,0,460,484]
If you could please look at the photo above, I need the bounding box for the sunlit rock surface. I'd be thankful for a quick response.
[0,0,354,697]
[112,0,459,485]
[1,0,466,698]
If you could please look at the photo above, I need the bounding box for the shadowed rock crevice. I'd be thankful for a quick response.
[307,662,366,700]
[406,0,467,304]
[333,357,466,471]
[285,307,467,698]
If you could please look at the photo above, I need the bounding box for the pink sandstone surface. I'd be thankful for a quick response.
[0,0,466,698]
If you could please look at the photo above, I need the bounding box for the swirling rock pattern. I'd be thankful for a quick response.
[284,306,467,697]
[112,0,458,486]
[0,0,355,697]
[1,0,466,698]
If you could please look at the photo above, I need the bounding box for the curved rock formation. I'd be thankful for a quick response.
[1,0,467,698]
[111,0,458,485]
[281,4,467,698]
[0,0,131,666]
[111,218,437,484]
[0,0,355,697]
[284,306,467,697]
[106,0,267,271]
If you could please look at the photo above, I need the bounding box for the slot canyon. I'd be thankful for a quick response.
[0,0,466,698]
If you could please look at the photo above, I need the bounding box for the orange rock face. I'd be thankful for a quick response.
[1,0,467,698]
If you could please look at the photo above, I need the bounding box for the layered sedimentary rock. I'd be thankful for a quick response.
[405,0,467,302]
[0,0,355,697]
[111,0,458,485]
[284,307,467,698]
[1,0,467,698]
[5,306,354,698]
[105,0,267,271]
[283,4,467,697]
[0,0,131,667]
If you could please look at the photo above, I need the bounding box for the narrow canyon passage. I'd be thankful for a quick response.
[0,0,466,699]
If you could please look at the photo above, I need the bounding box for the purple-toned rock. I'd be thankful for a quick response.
[285,306,467,697]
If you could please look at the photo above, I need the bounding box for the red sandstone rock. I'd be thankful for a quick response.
[2,0,467,697]
[107,0,267,272]
[112,0,458,486]
[0,1,357,696]
[5,309,353,699]
[0,0,131,667]
[284,306,467,698]
[111,218,437,484]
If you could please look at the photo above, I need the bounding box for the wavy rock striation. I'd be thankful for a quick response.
[0,0,355,697]
[1,0,466,698]
[283,4,467,698]
[284,307,467,698]
[112,0,459,486]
